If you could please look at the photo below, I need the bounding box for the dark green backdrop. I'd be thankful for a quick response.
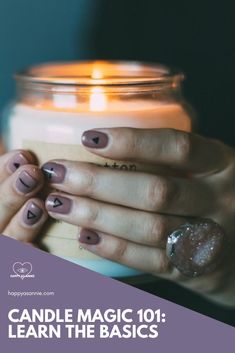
[0,0,234,325]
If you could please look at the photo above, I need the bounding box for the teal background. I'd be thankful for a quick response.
[0,0,235,145]
[0,0,95,111]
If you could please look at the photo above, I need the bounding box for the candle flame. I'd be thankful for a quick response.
[91,68,103,80]
[89,87,107,111]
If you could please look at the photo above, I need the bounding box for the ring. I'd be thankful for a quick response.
[166,219,227,277]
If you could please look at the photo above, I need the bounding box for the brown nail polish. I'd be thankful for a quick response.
[46,195,72,214]
[79,229,100,245]
[42,162,66,183]
[8,153,30,173]
[15,171,38,194]
[23,202,43,225]
[82,130,108,148]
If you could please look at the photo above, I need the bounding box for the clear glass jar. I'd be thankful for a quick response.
[3,60,194,277]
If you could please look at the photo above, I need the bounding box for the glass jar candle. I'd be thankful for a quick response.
[3,61,194,277]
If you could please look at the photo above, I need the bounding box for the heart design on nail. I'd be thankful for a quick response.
[13,262,32,278]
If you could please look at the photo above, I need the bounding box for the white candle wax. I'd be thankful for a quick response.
[9,101,191,147]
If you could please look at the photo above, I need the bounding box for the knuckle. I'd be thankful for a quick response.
[81,165,97,195]
[146,216,168,246]
[1,190,19,213]
[110,239,128,262]
[3,198,19,213]
[121,128,140,157]
[152,251,170,274]
[80,201,100,225]
[146,176,174,211]
[173,130,192,164]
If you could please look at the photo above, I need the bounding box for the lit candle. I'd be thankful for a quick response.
[5,61,193,277]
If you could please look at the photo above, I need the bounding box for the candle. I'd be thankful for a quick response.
[4,61,193,277]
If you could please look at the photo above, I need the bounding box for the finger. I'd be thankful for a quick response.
[42,161,212,215]
[0,149,35,183]
[81,128,231,173]
[4,198,48,242]
[78,229,171,276]
[0,164,44,231]
[79,229,216,283]
[45,193,187,246]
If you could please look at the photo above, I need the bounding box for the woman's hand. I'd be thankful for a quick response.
[43,128,235,306]
[0,149,47,242]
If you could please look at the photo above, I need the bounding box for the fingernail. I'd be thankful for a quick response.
[23,202,43,225]
[79,229,100,245]
[8,153,30,173]
[82,130,109,148]
[42,162,66,183]
[15,171,39,194]
[46,195,72,214]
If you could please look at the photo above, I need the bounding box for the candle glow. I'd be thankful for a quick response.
[89,87,108,112]
[6,61,193,277]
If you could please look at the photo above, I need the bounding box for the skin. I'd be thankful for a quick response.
[0,149,48,243]
[43,128,235,307]
[1,129,235,307]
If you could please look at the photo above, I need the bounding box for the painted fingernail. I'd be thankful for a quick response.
[82,130,109,148]
[23,202,43,225]
[8,153,30,173]
[42,162,66,183]
[79,229,100,245]
[46,195,72,214]
[15,171,39,194]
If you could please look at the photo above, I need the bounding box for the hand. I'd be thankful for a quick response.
[0,149,47,243]
[43,128,235,306]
